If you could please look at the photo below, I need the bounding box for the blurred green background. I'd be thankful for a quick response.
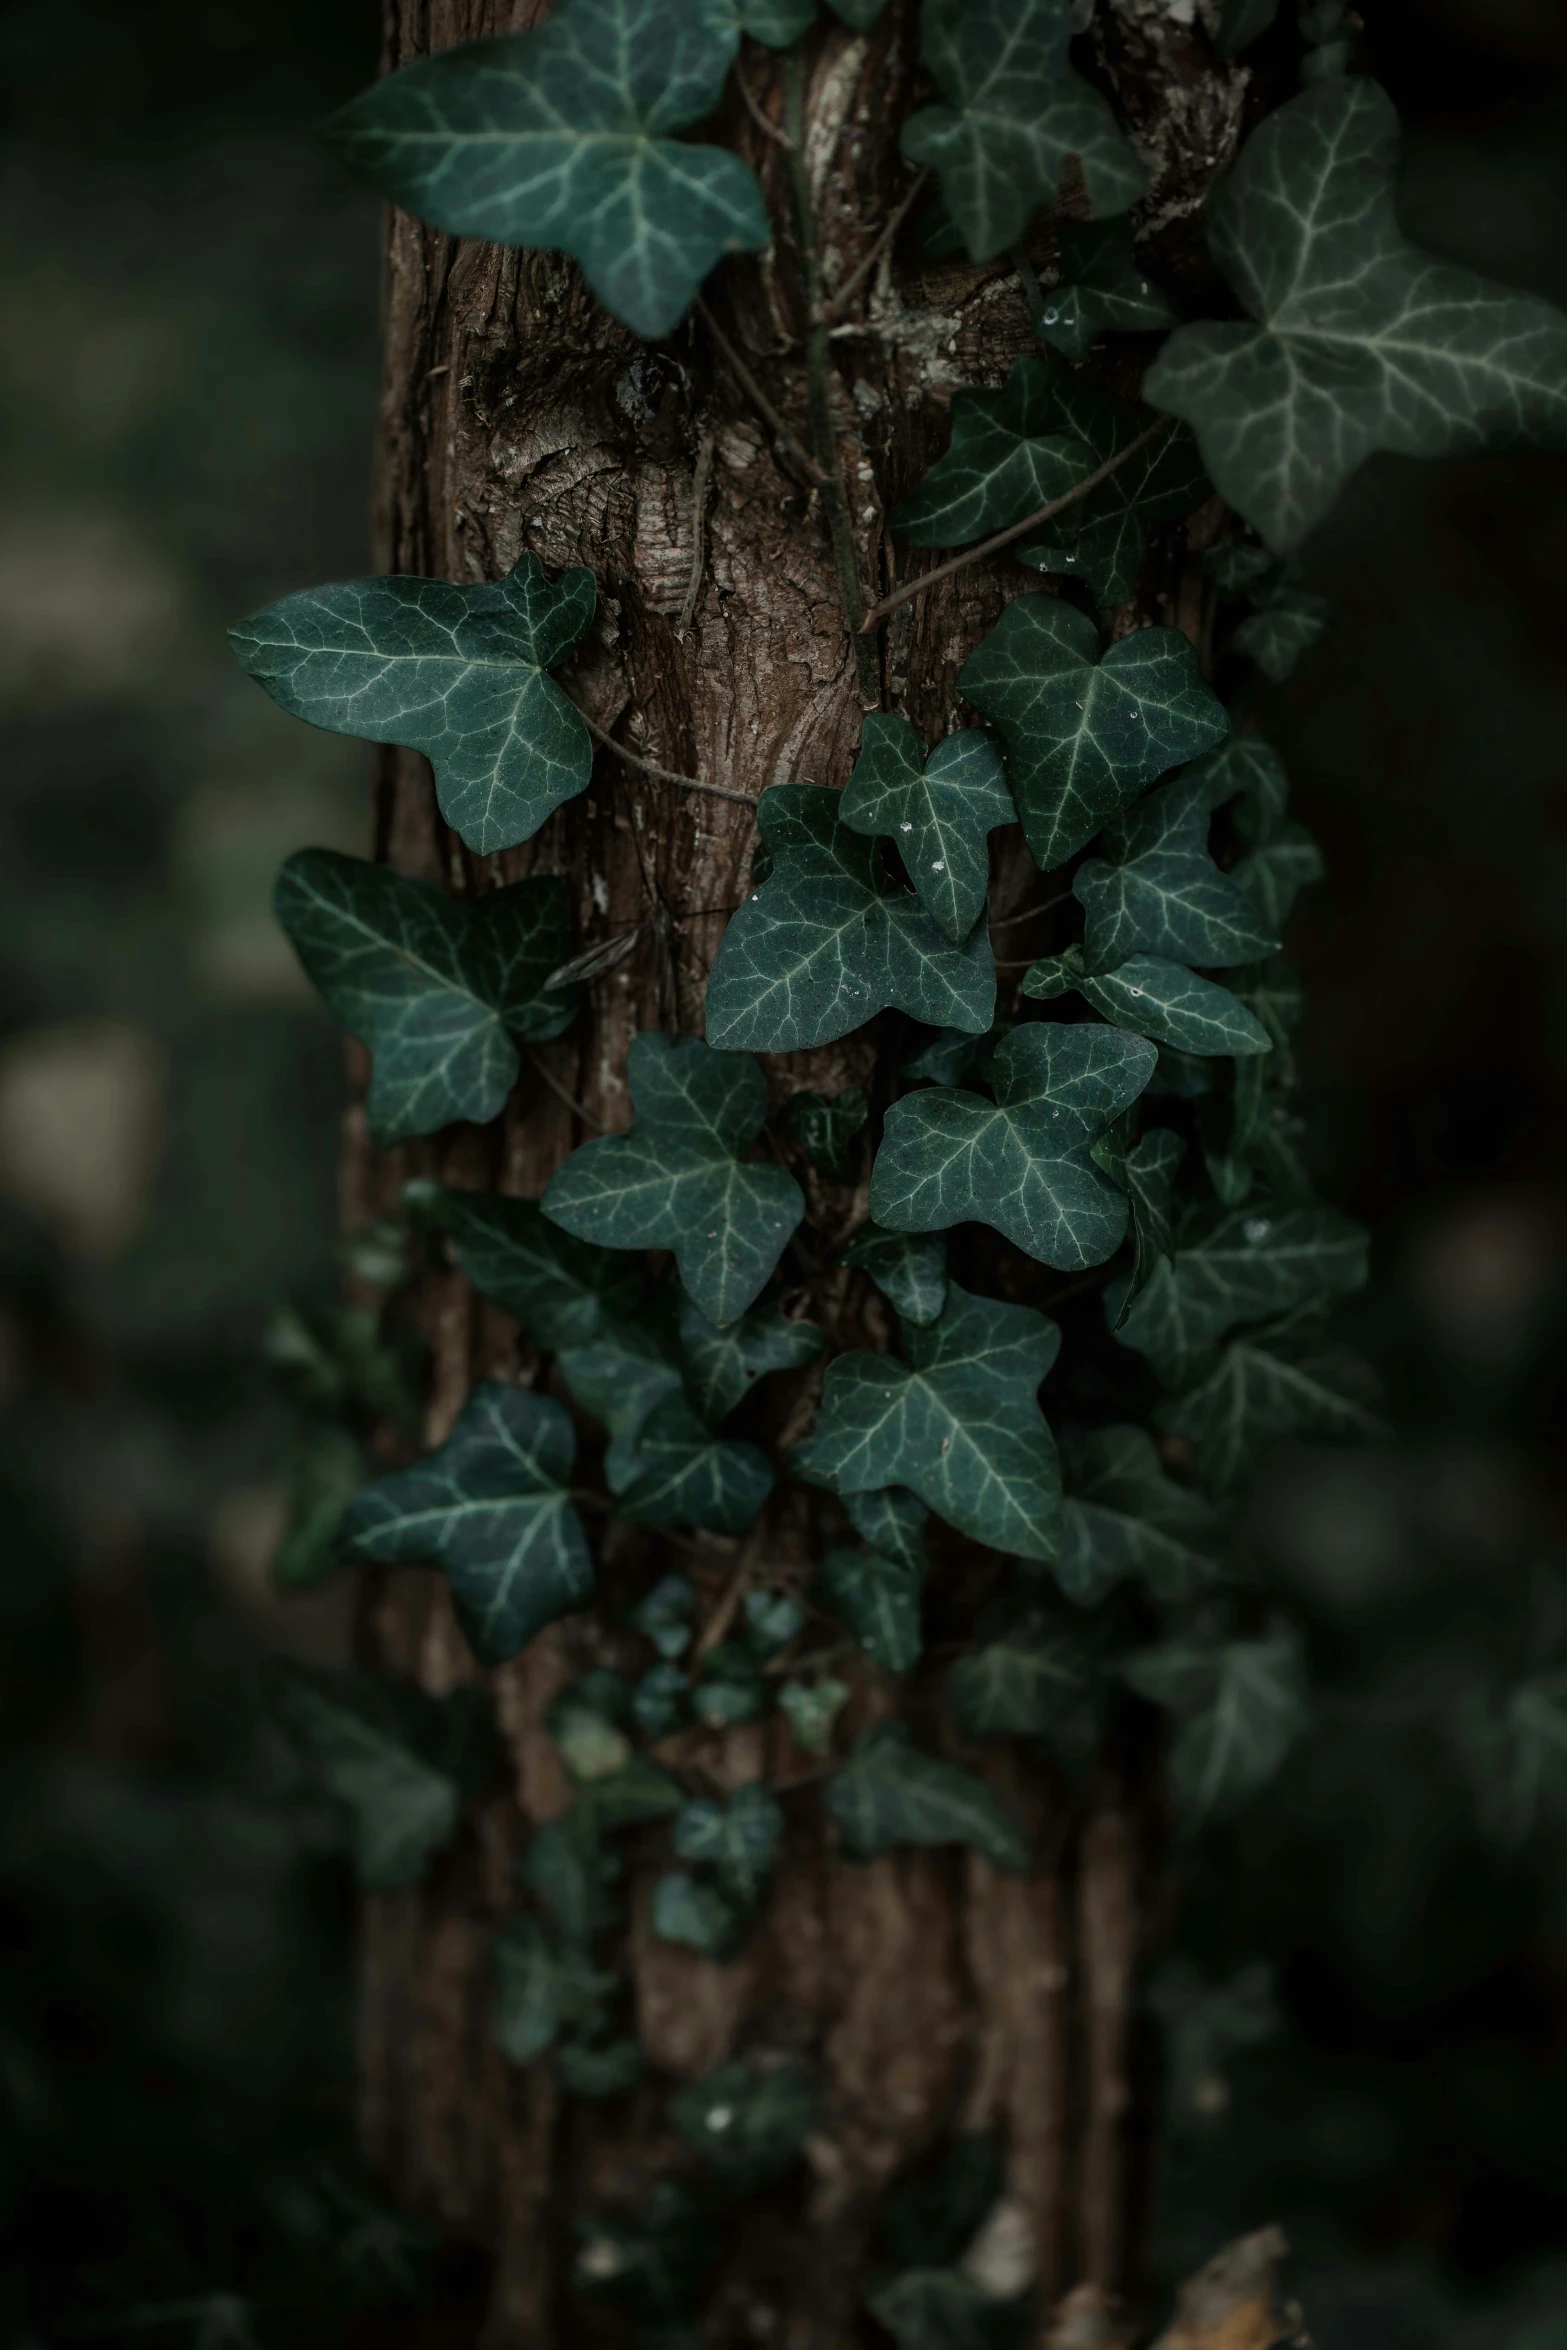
[4,1,1567,2342]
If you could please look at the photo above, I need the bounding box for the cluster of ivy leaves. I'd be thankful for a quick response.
[230,0,1567,2333]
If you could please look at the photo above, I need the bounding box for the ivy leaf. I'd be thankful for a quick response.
[493,1914,615,2064]
[577,1758,684,1833]
[277,851,577,1145]
[524,1815,622,1946]
[420,1186,641,1349]
[900,0,1145,258]
[272,1428,363,1590]
[1232,579,1332,681]
[1155,1315,1382,1491]
[844,1485,932,1571]
[794,1282,1063,1562]
[1151,1958,1280,2137]
[1115,1202,1369,1386]
[825,1720,1029,1872]
[274,1666,493,1890]
[677,1293,825,1426]
[705,787,995,1054]
[1214,0,1279,57]
[672,1783,784,1908]
[1075,774,1279,973]
[632,1661,692,1737]
[1016,380,1210,605]
[618,1394,774,1535]
[1122,1619,1310,1827]
[1195,734,1290,843]
[343,1381,592,1664]
[628,1571,697,1660]
[779,1677,851,1754]
[870,1022,1156,1271]
[572,2181,718,2322]
[948,1594,1104,1771]
[840,714,1018,946]
[890,359,1088,550]
[714,0,815,39]
[1456,1675,1567,1846]
[1023,946,1272,1058]
[668,2056,821,2192]
[818,1545,926,1675]
[868,2272,1031,2350]
[903,1021,1012,1089]
[651,1869,749,1959]
[1233,822,1325,932]
[785,1087,869,1180]
[1034,218,1177,362]
[557,1315,684,1491]
[1118,1127,1185,1313]
[842,1224,949,1329]
[232,556,594,854]
[1144,78,1567,549]
[543,1033,804,1328]
[334,0,770,340]
[549,1671,635,1781]
[826,0,889,22]
[557,2034,645,2100]
[1057,1424,1220,1605]
[692,1640,769,1727]
[959,599,1229,871]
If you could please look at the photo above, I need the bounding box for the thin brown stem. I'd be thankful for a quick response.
[696,296,823,484]
[524,1047,604,1132]
[576,704,760,810]
[736,63,792,148]
[824,169,928,321]
[988,888,1072,933]
[858,417,1174,633]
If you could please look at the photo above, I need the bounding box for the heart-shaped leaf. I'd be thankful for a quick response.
[1075,774,1280,973]
[817,1545,926,1674]
[825,1720,1030,1872]
[543,1033,804,1328]
[948,1594,1104,1770]
[343,1381,592,1663]
[793,1281,1062,1562]
[334,0,770,339]
[1057,1424,1219,1605]
[891,358,1088,548]
[652,1869,750,1959]
[1016,378,1210,604]
[1233,823,1326,932]
[1114,1201,1369,1386]
[1156,1315,1382,1491]
[870,1022,1156,1270]
[420,1186,641,1349]
[493,1914,616,2064]
[1023,946,1272,1058]
[676,1293,825,1425]
[556,1314,684,1490]
[1033,218,1176,362]
[841,1224,950,1328]
[840,714,1017,945]
[844,1485,932,1571]
[232,555,594,854]
[672,1782,784,1910]
[276,850,577,1144]
[959,598,1228,871]
[274,1666,494,1889]
[1144,79,1567,548]
[1232,579,1332,680]
[705,786,995,1053]
[618,1393,774,1535]
[1122,1619,1309,1827]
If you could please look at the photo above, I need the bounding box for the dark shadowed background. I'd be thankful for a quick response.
[3,1,1567,2342]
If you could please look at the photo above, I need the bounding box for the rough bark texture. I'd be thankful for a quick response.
[346,5,1250,2343]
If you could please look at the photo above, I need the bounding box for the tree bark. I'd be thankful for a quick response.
[346,4,1248,2342]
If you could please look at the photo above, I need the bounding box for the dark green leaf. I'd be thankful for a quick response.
[901,0,1144,257]
[627,1571,697,1660]
[948,1595,1104,1770]
[276,851,577,1145]
[1023,946,1272,1058]
[959,598,1228,870]
[1145,78,1567,547]
[779,1676,850,1754]
[632,1662,692,1738]
[651,1868,750,1958]
[1456,1675,1567,1846]
[844,1485,932,1571]
[1232,821,1325,931]
[891,359,1088,549]
[1200,542,1280,595]
[1075,774,1279,973]
[421,1185,641,1349]
[1115,1201,1368,1386]
[868,2271,1031,2350]
[1232,580,1332,680]
[571,2181,718,2321]
[335,0,770,339]
[742,1588,806,1656]
[1056,1424,1219,1605]
[705,786,994,1053]
[870,1021,1156,1270]
[817,1545,926,1675]
[543,1032,803,1328]
[275,1666,493,1890]
[1122,1619,1310,1826]
[343,1381,592,1665]
[672,1782,784,1907]
[272,1427,362,1589]
[1016,378,1211,604]
[785,1086,869,1180]
[232,556,593,853]
[826,1720,1030,1872]
[618,1393,774,1535]
[903,1021,1012,1088]
[1034,218,1177,361]
[841,714,1017,945]
[842,1223,950,1328]
[549,1671,635,1782]
[493,1914,614,2064]
[793,1282,1062,1562]
[1117,1127,1185,1315]
[523,1815,622,1946]
[676,1291,824,1426]
[1156,1316,1382,1490]
[692,1639,768,1727]
[668,2056,821,2190]
[1214,0,1278,56]
[579,1758,685,1833]
[1150,1958,1279,2135]
[556,2034,646,2099]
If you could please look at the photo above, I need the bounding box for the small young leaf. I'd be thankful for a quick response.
[672,1783,784,1908]
[335,0,770,339]
[421,1186,642,1349]
[1033,218,1177,362]
[901,0,1145,257]
[275,1666,493,1890]
[817,1545,926,1675]
[844,1485,932,1572]
[1015,376,1210,605]
[652,1868,750,1959]
[705,786,995,1054]
[960,598,1228,871]
[578,1758,685,1833]
[543,1032,804,1328]
[948,1595,1104,1770]
[1114,1201,1369,1386]
[343,1381,592,1664]
[547,1670,634,1783]
[794,1282,1063,1562]
[692,1639,769,1727]
[619,1393,774,1536]
[232,556,594,854]
[779,1677,850,1754]
[785,1087,870,1180]
[272,1427,363,1589]
[277,851,577,1144]
[1232,822,1325,931]
[1023,946,1272,1058]
[1155,1317,1382,1491]
[870,1021,1156,1270]
[556,2034,646,2100]
[1144,78,1567,548]
[1150,1957,1279,2135]
[841,714,1017,947]
[493,1913,615,2064]
[628,1571,697,1661]
[1057,1424,1219,1605]
[676,1291,824,1427]
[632,1662,692,1738]
[1117,1127,1185,1314]
[1200,542,1281,596]
[842,1224,950,1329]
[558,1314,685,1491]
[1075,774,1279,973]
[1232,579,1332,680]
[668,2055,821,2191]
[1122,1619,1310,1827]
[826,1720,1030,1872]
[743,1588,806,1656]
[891,359,1088,548]
[524,1815,622,1946]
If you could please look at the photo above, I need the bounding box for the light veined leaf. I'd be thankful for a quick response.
[343,1381,592,1664]
[1117,1127,1185,1315]
[274,1666,494,1890]
[1193,732,1291,845]
[844,1485,932,1571]
[1144,78,1567,548]
[841,1224,949,1328]
[1016,377,1211,605]
[868,2271,1031,2350]
[959,598,1228,871]
[891,358,1089,550]
[1056,1423,1220,1605]
[826,1720,1030,1873]
[1233,822,1326,931]
[1455,1674,1567,1847]
[676,1292,825,1425]
[1214,0,1279,56]
[742,1588,806,1657]
[672,1783,784,1910]
[705,786,995,1053]
[418,1185,641,1349]
[493,1914,615,2064]
[785,1087,869,1179]
[840,713,1017,945]
[900,0,1145,258]
[1155,1315,1382,1491]
[1115,1201,1369,1387]
[1200,541,1280,596]
[1122,1618,1310,1828]
[1232,578,1332,680]
[232,555,593,854]
[817,1545,926,1675]
[669,2056,821,2191]
[556,1313,684,1490]
[276,851,577,1145]
[334,0,770,340]
[948,1592,1104,1771]
[792,1281,1063,1562]
[1033,218,1177,362]
[618,1393,774,1535]
[1023,946,1272,1058]
[543,1032,803,1328]
[1074,773,1279,973]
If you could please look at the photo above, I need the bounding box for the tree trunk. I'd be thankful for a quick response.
[345,4,1248,2342]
